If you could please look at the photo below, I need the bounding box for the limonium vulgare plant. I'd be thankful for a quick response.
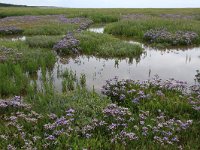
[144,28,199,46]
[101,75,200,114]
[82,104,193,148]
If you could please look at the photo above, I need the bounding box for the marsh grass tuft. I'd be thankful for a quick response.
[26,35,63,48]
[24,23,79,36]
[0,63,28,97]
[76,31,143,57]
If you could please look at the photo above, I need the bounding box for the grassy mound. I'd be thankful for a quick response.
[76,31,143,57]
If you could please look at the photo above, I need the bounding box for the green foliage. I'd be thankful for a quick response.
[24,23,78,35]
[0,3,26,7]
[0,63,28,97]
[80,73,86,88]
[69,12,119,23]
[76,31,143,57]
[1,7,200,20]
[61,70,77,92]
[26,35,62,48]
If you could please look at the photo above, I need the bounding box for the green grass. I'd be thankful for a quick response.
[0,15,79,36]
[0,39,56,97]
[24,23,79,36]
[0,63,29,97]
[26,35,62,48]
[105,18,200,38]
[76,31,143,57]
[0,40,56,72]
[1,7,200,22]
[104,18,200,47]
[68,12,119,23]
[1,7,200,18]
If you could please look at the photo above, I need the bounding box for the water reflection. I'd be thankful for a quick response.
[12,36,26,41]
[35,45,199,93]
[0,36,26,41]
[87,27,104,33]
[35,27,200,93]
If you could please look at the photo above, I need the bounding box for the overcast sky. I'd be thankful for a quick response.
[1,0,200,8]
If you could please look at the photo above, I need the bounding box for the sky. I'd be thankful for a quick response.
[0,0,200,8]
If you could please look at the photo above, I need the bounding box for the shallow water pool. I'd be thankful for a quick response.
[36,27,200,92]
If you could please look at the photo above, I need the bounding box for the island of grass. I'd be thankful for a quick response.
[104,17,200,48]
[75,31,143,58]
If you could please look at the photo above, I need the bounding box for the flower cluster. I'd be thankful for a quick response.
[121,14,150,20]
[57,15,93,31]
[0,15,70,25]
[0,97,77,149]
[82,104,137,145]
[144,28,199,45]
[102,76,188,106]
[0,15,93,30]
[77,19,93,31]
[0,46,14,52]
[43,108,76,147]
[151,75,187,92]
[188,94,200,111]
[52,16,93,55]
[1,96,42,150]
[0,96,30,110]
[82,104,193,147]
[0,46,23,62]
[0,95,195,149]
[0,15,42,23]
[0,26,23,35]
[190,70,200,94]
[159,14,194,20]
[152,110,193,145]
[0,15,93,34]
[53,32,80,54]
[58,15,93,25]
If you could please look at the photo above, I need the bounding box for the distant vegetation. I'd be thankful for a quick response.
[1,7,200,21]
[0,3,27,7]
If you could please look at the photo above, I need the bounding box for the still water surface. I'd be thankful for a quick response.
[36,27,200,92]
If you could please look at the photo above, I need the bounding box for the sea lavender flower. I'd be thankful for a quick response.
[156,90,165,97]
[85,133,92,139]
[66,108,75,116]
[144,28,198,46]
[0,26,23,35]
[53,32,80,54]
[56,117,69,126]
[132,98,140,104]
[7,144,16,150]
[140,121,145,125]
[171,136,179,142]
[48,113,57,120]
[108,123,117,130]
[120,94,126,100]
[45,135,55,141]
